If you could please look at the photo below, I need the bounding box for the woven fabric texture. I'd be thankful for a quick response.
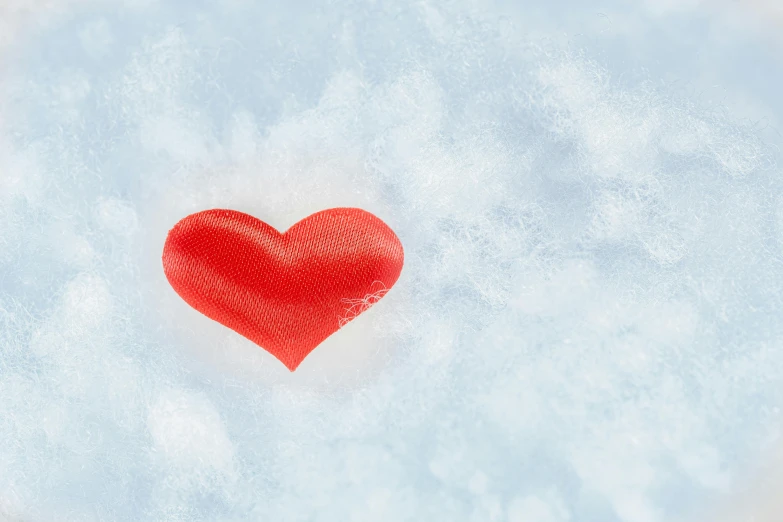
[162,208,404,371]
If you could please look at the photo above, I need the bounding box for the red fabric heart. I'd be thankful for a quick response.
[162,208,404,371]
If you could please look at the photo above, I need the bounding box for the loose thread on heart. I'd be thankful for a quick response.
[338,281,389,328]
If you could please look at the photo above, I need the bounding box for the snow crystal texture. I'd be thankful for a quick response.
[2,0,783,521]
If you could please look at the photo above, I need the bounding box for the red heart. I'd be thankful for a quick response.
[162,208,404,371]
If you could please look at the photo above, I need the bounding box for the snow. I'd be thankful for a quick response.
[1,0,783,520]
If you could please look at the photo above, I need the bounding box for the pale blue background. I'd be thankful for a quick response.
[2,1,783,520]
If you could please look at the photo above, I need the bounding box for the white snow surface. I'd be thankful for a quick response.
[2,0,783,521]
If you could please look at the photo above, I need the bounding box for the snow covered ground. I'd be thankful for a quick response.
[2,0,783,520]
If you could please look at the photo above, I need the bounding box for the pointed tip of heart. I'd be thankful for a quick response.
[273,349,307,372]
